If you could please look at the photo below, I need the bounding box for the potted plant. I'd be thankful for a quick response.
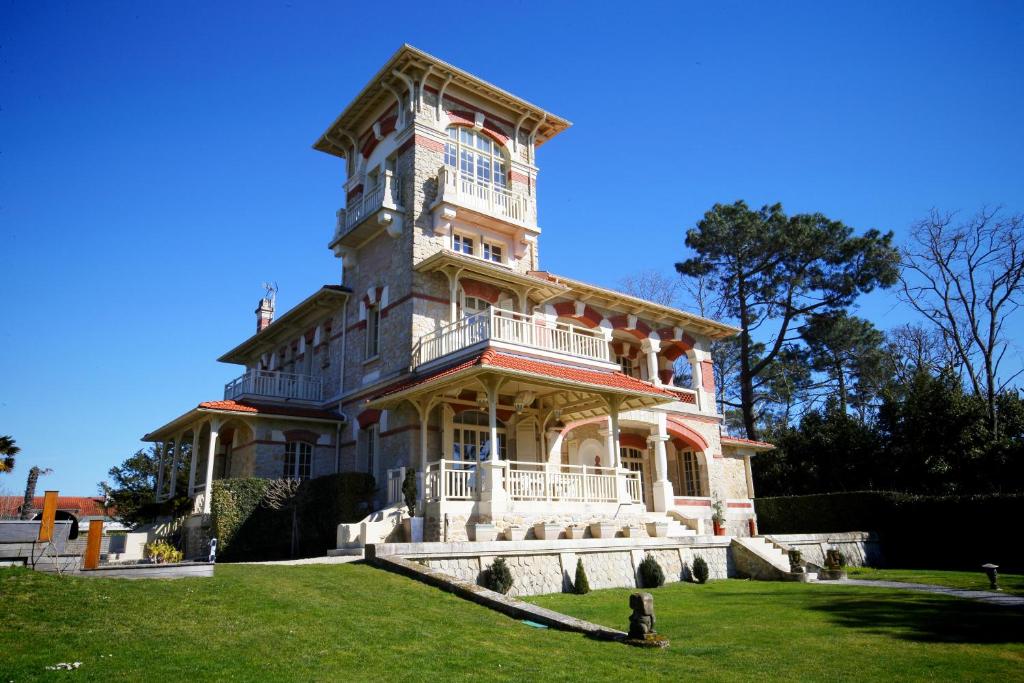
[400,469,423,543]
[711,498,727,536]
[621,524,645,538]
[504,524,527,541]
[533,522,562,540]
[565,523,586,540]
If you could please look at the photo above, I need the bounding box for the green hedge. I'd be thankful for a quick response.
[755,491,1024,571]
[211,473,376,562]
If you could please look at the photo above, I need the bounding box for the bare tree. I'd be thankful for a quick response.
[884,323,958,384]
[900,207,1024,435]
[616,269,682,307]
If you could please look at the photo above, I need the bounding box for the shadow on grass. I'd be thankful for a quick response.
[809,595,1024,645]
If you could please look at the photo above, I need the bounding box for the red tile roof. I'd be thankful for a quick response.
[0,496,111,518]
[720,435,775,449]
[373,349,677,400]
[198,400,343,421]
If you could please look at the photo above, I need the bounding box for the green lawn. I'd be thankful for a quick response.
[1,564,1021,682]
[845,567,1024,595]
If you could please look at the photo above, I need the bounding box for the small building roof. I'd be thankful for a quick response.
[720,435,775,452]
[218,285,350,365]
[313,44,572,159]
[1,496,111,519]
[529,271,741,340]
[142,400,346,442]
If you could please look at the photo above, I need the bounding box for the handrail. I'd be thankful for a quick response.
[223,369,323,402]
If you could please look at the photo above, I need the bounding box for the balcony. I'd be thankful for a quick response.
[432,166,534,231]
[330,170,403,250]
[224,370,323,404]
[412,306,612,369]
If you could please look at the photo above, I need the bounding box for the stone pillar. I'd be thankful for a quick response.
[187,429,201,496]
[202,421,220,514]
[641,338,661,385]
[691,344,715,413]
[479,377,507,517]
[599,426,615,469]
[545,428,562,467]
[648,413,674,512]
[417,402,430,507]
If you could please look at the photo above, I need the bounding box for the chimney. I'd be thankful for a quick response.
[256,297,275,333]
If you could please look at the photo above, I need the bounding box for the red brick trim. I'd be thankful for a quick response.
[446,112,510,146]
[675,498,712,507]
[666,418,709,451]
[283,429,320,444]
[607,314,651,340]
[357,409,381,429]
[510,170,530,185]
[701,360,715,393]
[460,277,502,304]
[415,135,445,153]
[423,86,518,130]
[619,433,648,450]
[379,423,440,438]
[552,302,602,329]
[727,501,753,509]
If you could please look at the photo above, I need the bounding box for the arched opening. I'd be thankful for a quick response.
[451,409,506,467]
[444,126,509,190]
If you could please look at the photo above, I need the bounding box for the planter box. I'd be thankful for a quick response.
[713,521,726,536]
[472,523,498,543]
[621,525,645,538]
[646,522,669,538]
[589,522,619,539]
[533,523,562,540]
[504,525,528,541]
[565,526,587,540]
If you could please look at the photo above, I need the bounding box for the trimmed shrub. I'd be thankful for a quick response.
[145,540,183,564]
[755,491,1024,572]
[402,468,418,514]
[211,478,271,558]
[573,557,590,594]
[692,555,709,584]
[483,557,514,594]
[638,554,665,588]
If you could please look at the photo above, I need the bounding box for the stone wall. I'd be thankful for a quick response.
[765,532,882,568]
[374,537,734,597]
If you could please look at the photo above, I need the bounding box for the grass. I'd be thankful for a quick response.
[845,567,1024,595]
[0,564,1021,681]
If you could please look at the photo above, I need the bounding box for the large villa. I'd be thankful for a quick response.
[142,45,773,556]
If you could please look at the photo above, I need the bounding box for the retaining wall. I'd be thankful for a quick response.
[764,531,882,568]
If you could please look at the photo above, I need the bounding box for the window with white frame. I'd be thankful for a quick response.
[451,410,506,466]
[620,446,646,502]
[453,233,474,256]
[462,295,490,318]
[617,354,639,378]
[679,449,701,497]
[444,127,508,189]
[365,304,380,359]
[363,424,379,475]
[283,441,312,480]
[482,241,503,263]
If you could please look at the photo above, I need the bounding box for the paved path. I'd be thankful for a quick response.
[839,578,1024,607]
[238,554,363,566]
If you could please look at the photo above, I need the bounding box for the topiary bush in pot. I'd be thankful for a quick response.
[692,555,709,584]
[638,553,665,588]
[573,557,590,594]
[483,557,514,594]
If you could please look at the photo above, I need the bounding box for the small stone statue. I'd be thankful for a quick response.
[788,549,804,574]
[628,592,655,639]
[625,592,668,648]
[982,563,1000,591]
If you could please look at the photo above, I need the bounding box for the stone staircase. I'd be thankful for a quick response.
[329,504,405,556]
[731,536,797,580]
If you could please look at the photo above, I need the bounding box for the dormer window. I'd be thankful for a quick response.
[453,233,474,255]
[483,241,502,263]
[445,127,508,190]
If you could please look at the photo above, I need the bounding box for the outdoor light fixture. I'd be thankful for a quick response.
[476,391,488,411]
[982,563,1000,591]
[513,390,535,414]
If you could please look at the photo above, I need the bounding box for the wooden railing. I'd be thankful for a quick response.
[436,166,532,225]
[386,467,406,506]
[224,370,323,402]
[412,306,610,368]
[625,473,643,504]
[424,460,479,501]
[506,462,621,503]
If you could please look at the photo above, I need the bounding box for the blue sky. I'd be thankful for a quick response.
[2,1,1022,494]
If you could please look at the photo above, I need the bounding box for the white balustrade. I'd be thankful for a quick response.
[335,171,401,238]
[424,460,478,501]
[625,471,643,504]
[224,370,323,402]
[437,166,531,225]
[386,467,406,505]
[412,307,610,368]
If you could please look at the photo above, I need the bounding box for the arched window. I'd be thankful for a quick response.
[620,446,646,503]
[451,410,506,465]
[444,127,508,190]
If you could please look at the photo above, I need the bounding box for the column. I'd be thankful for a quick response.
[641,338,661,385]
[648,413,674,512]
[479,377,507,516]
[545,427,562,466]
[417,400,430,504]
[168,435,183,499]
[202,421,220,514]
[187,429,201,496]
[155,441,167,501]
[607,396,633,504]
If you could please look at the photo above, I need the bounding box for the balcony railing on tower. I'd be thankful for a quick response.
[412,306,611,368]
[435,166,533,227]
[334,169,402,241]
[224,370,323,403]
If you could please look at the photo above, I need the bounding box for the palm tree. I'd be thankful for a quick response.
[20,466,52,520]
[0,435,19,473]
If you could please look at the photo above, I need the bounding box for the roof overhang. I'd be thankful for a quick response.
[365,350,676,422]
[416,251,569,303]
[313,44,571,159]
[142,401,346,442]
[720,436,775,455]
[218,286,350,365]
[530,271,741,340]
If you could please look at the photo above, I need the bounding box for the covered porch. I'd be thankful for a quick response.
[367,348,682,520]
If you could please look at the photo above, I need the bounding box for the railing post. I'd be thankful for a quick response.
[439,460,446,501]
